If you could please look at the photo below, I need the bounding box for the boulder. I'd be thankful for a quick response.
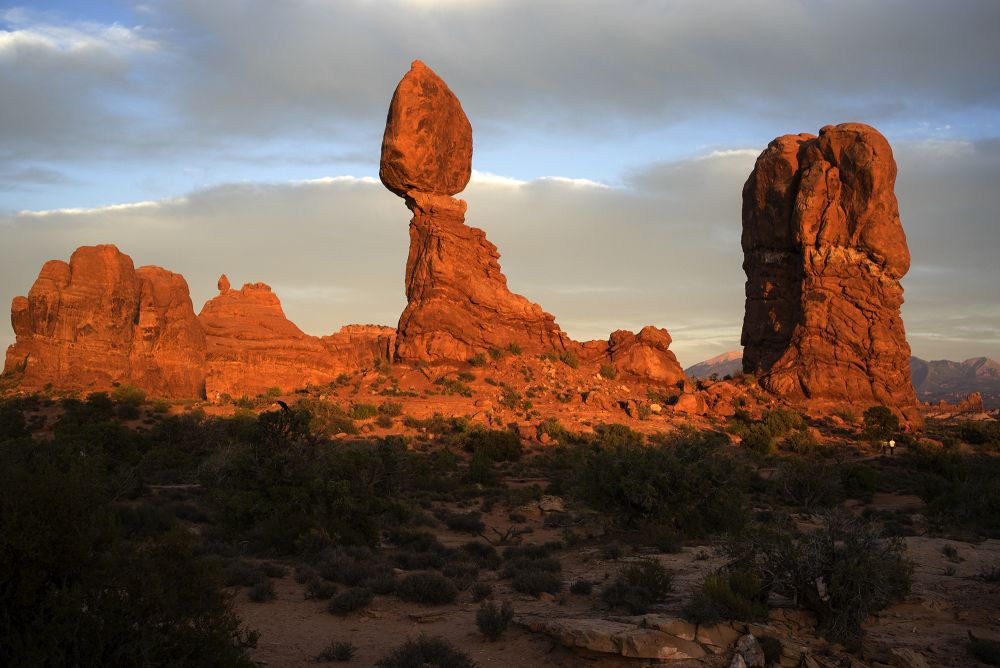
[608,326,685,385]
[741,123,920,422]
[380,60,472,197]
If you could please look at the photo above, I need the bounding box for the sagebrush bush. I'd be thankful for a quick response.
[396,572,458,605]
[476,600,514,640]
[601,558,673,614]
[512,571,562,597]
[462,429,522,461]
[249,579,276,603]
[728,512,912,643]
[327,587,374,615]
[348,403,379,420]
[376,635,475,668]
[471,582,493,601]
[684,569,768,624]
[304,577,338,600]
[315,640,356,662]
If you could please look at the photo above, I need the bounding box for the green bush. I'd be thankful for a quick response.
[462,429,522,461]
[599,363,617,379]
[729,512,911,643]
[396,572,458,605]
[379,401,404,417]
[774,458,843,510]
[863,406,899,441]
[469,353,487,367]
[348,403,379,420]
[248,579,276,602]
[471,582,493,601]
[376,635,476,668]
[434,377,474,397]
[684,569,768,624]
[506,343,523,355]
[511,571,562,597]
[476,600,514,640]
[564,428,750,536]
[327,587,374,615]
[558,350,580,369]
[601,558,673,614]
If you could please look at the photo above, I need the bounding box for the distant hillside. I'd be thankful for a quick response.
[685,350,743,380]
[911,356,1000,408]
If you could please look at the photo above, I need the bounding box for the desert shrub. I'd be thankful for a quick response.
[684,569,768,624]
[434,377,474,397]
[0,403,28,441]
[498,386,521,409]
[960,421,1000,448]
[773,458,843,510]
[558,350,580,369]
[728,512,911,643]
[969,636,1000,665]
[564,428,750,536]
[863,406,899,441]
[462,429,522,461]
[476,600,514,640]
[512,571,562,597]
[599,363,617,379]
[379,401,404,417]
[348,403,378,420]
[461,541,499,569]
[570,579,594,595]
[294,399,358,436]
[467,450,498,486]
[840,463,878,500]
[601,558,673,614]
[740,423,775,455]
[376,414,394,428]
[295,564,317,584]
[0,437,258,666]
[327,587,374,615]
[304,577,338,600]
[469,353,487,367]
[539,418,570,443]
[223,559,266,587]
[396,572,458,605]
[506,342,523,355]
[315,640,356,662]
[441,510,485,534]
[980,565,1000,583]
[248,579,277,602]
[638,524,684,553]
[471,582,493,601]
[783,429,818,454]
[376,635,476,668]
[764,408,806,437]
[112,384,146,406]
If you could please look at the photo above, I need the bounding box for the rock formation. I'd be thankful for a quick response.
[741,123,919,419]
[198,279,392,398]
[4,247,397,399]
[607,327,685,385]
[380,60,685,385]
[5,244,206,398]
[381,60,572,361]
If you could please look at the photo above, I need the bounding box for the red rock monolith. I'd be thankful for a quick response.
[741,123,919,421]
[4,244,207,398]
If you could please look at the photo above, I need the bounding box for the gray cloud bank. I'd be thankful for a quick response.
[2,1,999,167]
[3,138,998,368]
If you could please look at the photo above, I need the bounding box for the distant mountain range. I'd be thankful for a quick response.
[685,351,1000,409]
[683,351,744,380]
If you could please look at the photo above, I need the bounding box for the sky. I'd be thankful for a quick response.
[1,0,999,368]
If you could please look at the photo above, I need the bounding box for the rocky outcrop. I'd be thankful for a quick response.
[741,123,919,420]
[199,279,347,398]
[608,326,685,385]
[322,324,397,370]
[380,61,683,384]
[382,61,572,362]
[4,244,206,398]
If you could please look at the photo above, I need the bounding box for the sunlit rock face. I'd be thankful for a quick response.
[741,123,920,422]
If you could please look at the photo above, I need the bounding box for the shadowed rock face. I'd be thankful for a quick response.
[741,123,919,419]
[5,244,207,398]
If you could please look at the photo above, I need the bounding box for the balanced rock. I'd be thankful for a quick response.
[608,326,685,385]
[198,280,342,398]
[741,123,919,420]
[5,244,206,398]
[380,60,473,197]
[381,62,572,361]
